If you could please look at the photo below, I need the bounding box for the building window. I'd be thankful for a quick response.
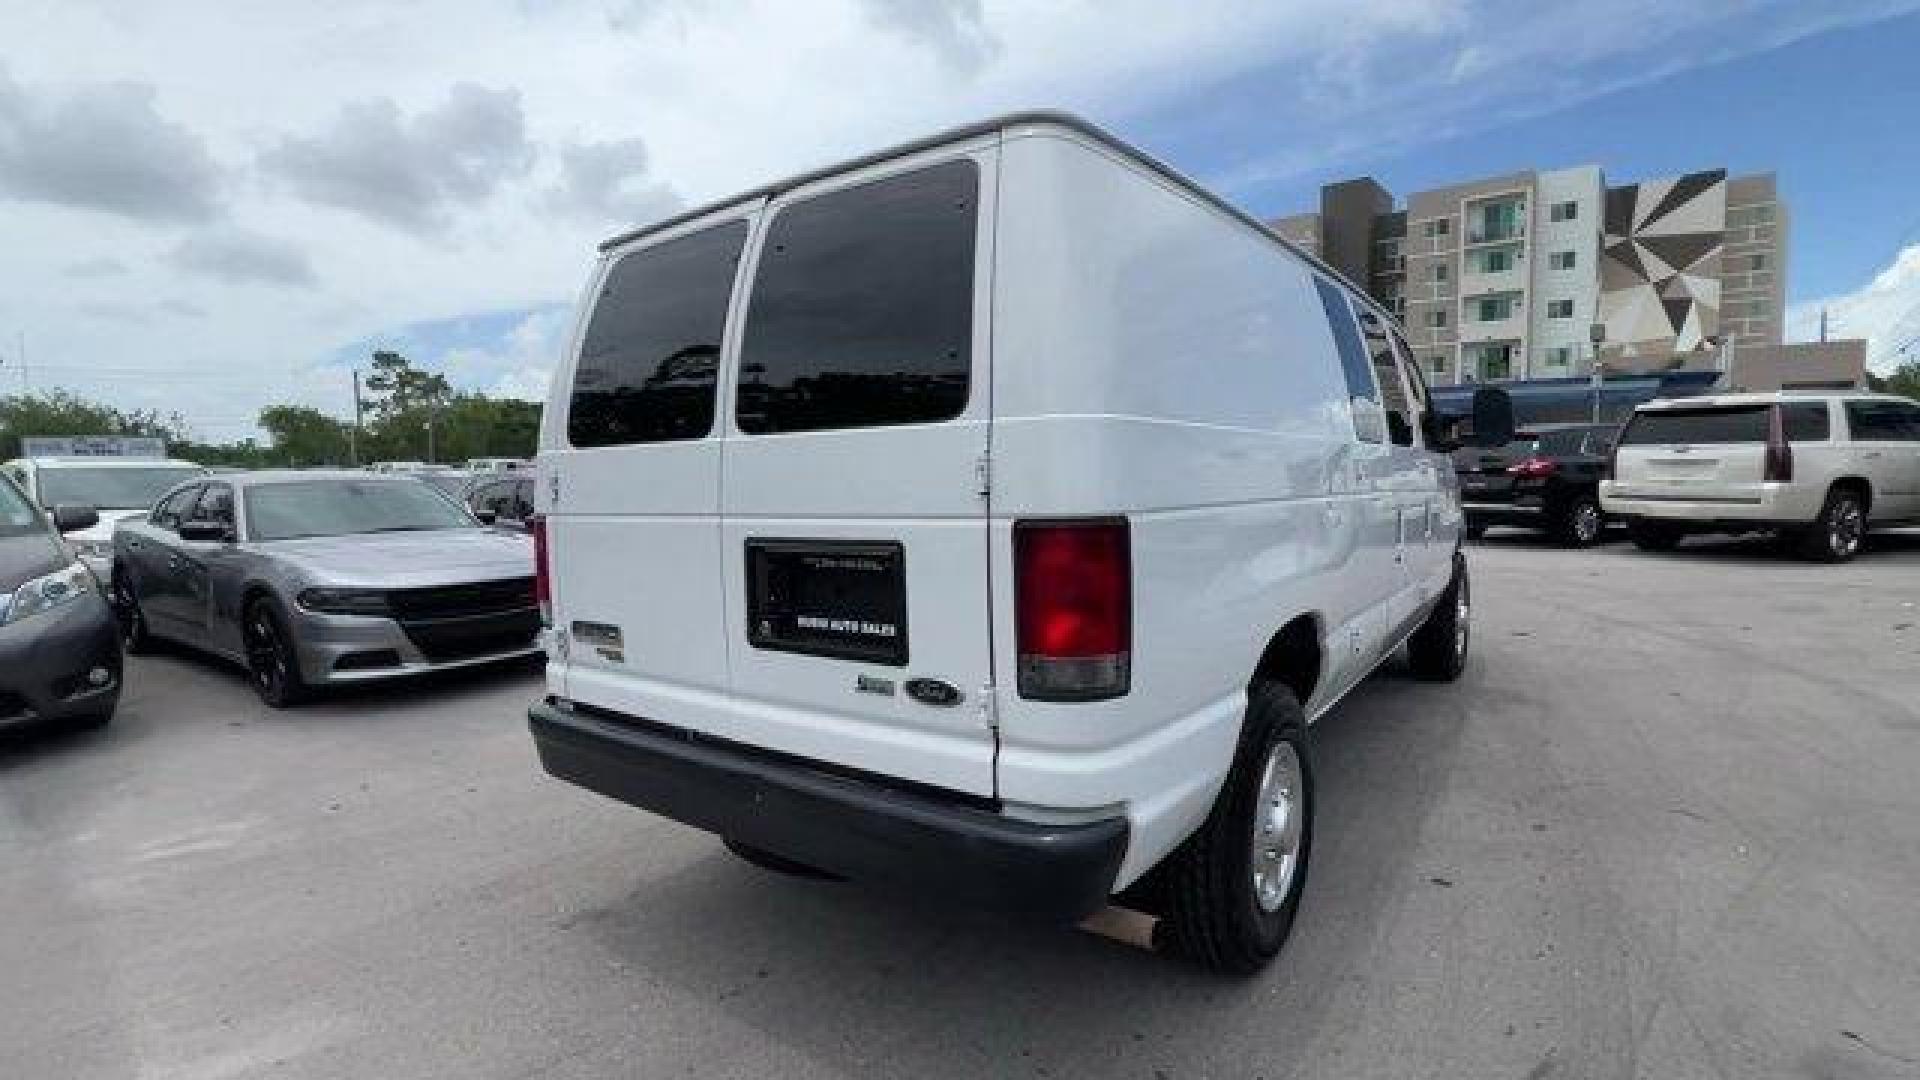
[1547,299,1574,319]
[1549,200,1579,222]
[1474,294,1517,322]
[1542,346,1573,367]
[1425,309,1448,328]
[1423,218,1452,238]
[1472,246,1518,274]
[1469,200,1525,244]
[1467,343,1514,381]
[1433,264,1449,282]
[1426,354,1448,376]
[1549,250,1576,270]
[1749,253,1767,271]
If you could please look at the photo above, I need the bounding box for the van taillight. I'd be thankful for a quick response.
[1765,405,1793,483]
[532,516,551,626]
[1014,518,1131,701]
[1508,456,1557,478]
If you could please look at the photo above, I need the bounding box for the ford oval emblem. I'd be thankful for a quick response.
[905,679,962,708]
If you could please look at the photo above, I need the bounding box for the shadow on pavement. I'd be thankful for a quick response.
[561,666,1472,1077]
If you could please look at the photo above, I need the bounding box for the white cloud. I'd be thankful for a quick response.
[1787,242,1920,374]
[3,0,1917,441]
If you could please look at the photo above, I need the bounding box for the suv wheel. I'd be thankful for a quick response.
[112,574,154,655]
[1800,487,1866,563]
[1558,497,1604,548]
[1407,552,1470,681]
[1629,520,1684,552]
[1159,681,1312,975]
[244,598,308,708]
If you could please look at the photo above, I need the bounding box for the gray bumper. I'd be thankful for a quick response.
[288,607,542,685]
[0,593,122,729]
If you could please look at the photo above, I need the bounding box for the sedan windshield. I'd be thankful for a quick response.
[38,466,206,510]
[246,478,476,542]
[0,475,44,539]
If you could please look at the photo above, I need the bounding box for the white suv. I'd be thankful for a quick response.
[1601,392,1920,561]
[527,113,1509,972]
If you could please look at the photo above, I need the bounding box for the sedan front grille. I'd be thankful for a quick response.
[386,577,539,663]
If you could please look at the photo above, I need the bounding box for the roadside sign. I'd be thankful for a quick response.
[19,436,168,458]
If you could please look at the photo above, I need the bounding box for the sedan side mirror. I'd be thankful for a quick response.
[51,504,100,534]
[1467,385,1517,448]
[178,519,233,543]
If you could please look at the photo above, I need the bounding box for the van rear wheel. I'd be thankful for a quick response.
[1158,681,1311,975]
[1798,487,1865,563]
[1407,552,1470,682]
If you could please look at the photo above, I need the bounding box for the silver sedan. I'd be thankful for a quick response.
[111,471,540,707]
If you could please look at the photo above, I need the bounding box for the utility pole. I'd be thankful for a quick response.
[1588,322,1607,423]
[1818,307,1829,343]
[350,369,364,467]
[424,399,438,465]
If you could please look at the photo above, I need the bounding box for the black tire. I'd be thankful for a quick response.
[1629,520,1683,552]
[1408,551,1470,682]
[1798,486,1866,563]
[243,597,308,708]
[70,710,113,731]
[1158,681,1312,975]
[113,573,155,655]
[1556,496,1604,548]
[722,838,842,880]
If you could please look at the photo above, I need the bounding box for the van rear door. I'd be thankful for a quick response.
[1614,403,1771,500]
[719,146,999,797]
[544,205,761,721]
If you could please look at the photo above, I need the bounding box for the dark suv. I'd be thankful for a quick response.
[1455,422,1619,547]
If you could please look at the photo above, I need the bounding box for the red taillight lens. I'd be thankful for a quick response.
[1014,518,1131,701]
[1765,405,1793,483]
[1508,456,1558,478]
[531,515,551,626]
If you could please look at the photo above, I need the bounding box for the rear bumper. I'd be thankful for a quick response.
[1600,481,1821,525]
[529,698,1128,922]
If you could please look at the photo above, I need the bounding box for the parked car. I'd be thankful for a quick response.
[0,471,121,733]
[400,469,536,532]
[526,113,1512,973]
[1,454,208,579]
[1455,422,1619,546]
[463,457,528,472]
[112,471,540,707]
[1601,392,1920,562]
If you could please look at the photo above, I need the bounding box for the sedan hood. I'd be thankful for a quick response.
[264,528,533,589]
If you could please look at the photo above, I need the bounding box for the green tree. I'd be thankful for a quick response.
[362,350,452,421]
[259,405,351,466]
[1878,359,1920,400]
[0,389,188,459]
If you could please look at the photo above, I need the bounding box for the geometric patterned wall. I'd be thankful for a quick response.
[1598,169,1727,359]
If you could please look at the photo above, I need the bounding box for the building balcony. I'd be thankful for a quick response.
[1459,313,1528,343]
[1459,264,1527,297]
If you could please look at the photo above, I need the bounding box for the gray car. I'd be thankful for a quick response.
[111,471,540,707]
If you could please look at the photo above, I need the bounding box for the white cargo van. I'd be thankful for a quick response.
[529,113,1509,972]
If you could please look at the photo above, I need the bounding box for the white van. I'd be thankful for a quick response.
[529,113,1507,972]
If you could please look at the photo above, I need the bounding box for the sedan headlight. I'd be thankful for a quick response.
[296,588,391,616]
[1,562,95,626]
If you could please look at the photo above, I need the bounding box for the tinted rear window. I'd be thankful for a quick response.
[569,220,748,447]
[1620,406,1770,445]
[736,159,977,435]
[1782,402,1831,441]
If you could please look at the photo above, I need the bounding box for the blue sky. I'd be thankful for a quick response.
[7,1,1919,441]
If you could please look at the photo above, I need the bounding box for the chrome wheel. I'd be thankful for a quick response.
[1250,742,1305,913]
[246,607,290,699]
[1572,501,1601,545]
[1453,568,1471,660]
[1829,499,1864,559]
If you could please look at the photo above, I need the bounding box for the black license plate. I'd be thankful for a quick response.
[746,539,908,666]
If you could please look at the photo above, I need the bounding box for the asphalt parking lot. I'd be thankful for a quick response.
[6,533,1919,1080]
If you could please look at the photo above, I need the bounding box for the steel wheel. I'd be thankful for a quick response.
[1250,742,1305,913]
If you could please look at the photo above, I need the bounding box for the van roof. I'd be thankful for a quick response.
[596,110,1386,323]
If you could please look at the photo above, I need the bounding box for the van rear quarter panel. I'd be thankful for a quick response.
[990,127,1362,881]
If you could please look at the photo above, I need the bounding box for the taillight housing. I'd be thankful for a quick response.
[531,515,551,626]
[1014,518,1131,701]
[1508,456,1558,479]
[1765,404,1793,483]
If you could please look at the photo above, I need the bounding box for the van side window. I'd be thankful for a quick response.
[1312,279,1382,443]
[568,220,749,448]
[737,159,977,435]
[1782,402,1831,442]
[1846,399,1920,441]
[1355,307,1415,447]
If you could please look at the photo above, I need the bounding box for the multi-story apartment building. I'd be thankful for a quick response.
[1271,165,1788,386]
